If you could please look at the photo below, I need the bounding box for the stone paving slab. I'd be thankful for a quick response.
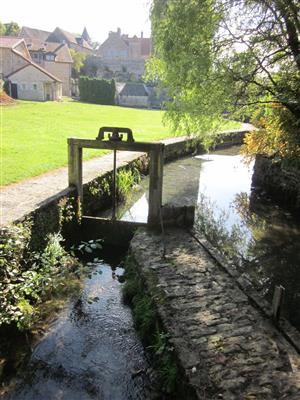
[130,228,300,399]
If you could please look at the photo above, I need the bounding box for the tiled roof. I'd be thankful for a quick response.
[0,36,24,48]
[82,27,91,43]
[48,27,93,50]
[25,39,73,63]
[7,49,62,82]
[20,26,51,42]
[119,82,149,97]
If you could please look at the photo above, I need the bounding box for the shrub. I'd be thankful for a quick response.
[0,222,79,330]
[242,105,300,168]
[79,76,116,105]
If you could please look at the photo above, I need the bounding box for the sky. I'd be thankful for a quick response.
[1,0,152,43]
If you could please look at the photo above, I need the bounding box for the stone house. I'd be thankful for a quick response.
[23,39,73,96]
[0,37,31,78]
[7,63,62,101]
[97,28,152,79]
[20,27,75,95]
[0,36,62,101]
[118,82,149,108]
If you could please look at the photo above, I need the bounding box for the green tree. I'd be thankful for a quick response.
[149,0,300,144]
[0,21,6,36]
[70,49,86,78]
[4,21,20,36]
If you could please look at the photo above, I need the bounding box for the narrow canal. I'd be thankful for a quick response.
[115,146,300,330]
[6,248,159,400]
[6,145,300,399]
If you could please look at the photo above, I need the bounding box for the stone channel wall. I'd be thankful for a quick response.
[130,228,300,399]
[252,155,300,216]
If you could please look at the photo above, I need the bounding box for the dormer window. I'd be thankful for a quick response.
[45,54,55,61]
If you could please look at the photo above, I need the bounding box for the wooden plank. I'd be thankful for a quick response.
[68,137,162,153]
[68,140,83,201]
[148,145,164,226]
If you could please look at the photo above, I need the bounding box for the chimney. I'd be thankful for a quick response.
[117,27,121,36]
[141,31,143,38]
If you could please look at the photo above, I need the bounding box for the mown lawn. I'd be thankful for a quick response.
[1,99,240,186]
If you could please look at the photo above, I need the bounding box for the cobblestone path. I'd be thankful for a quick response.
[130,228,300,399]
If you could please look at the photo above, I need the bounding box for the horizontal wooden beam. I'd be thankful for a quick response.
[68,138,164,153]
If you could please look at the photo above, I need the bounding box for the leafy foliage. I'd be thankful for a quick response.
[149,0,300,157]
[242,105,300,167]
[0,21,20,36]
[117,167,141,200]
[70,49,86,78]
[123,255,179,394]
[79,76,116,105]
[0,222,80,330]
[76,239,103,255]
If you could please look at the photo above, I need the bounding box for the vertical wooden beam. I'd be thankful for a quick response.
[272,285,285,322]
[148,144,164,226]
[68,138,83,202]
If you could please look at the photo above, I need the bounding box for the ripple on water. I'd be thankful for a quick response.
[7,259,159,400]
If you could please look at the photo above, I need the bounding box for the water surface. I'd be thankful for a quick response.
[6,249,158,400]
[113,146,300,330]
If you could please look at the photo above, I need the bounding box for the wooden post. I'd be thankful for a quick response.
[148,144,164,226]
[68,138,83,202]
[272,285,285,322]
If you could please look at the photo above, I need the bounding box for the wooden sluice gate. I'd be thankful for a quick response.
[68,126,194,244]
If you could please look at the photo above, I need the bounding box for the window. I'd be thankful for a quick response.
[33,84,38,90]
[22,83,26,90]
[45,54,55,61]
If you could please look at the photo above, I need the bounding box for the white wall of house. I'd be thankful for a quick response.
[44,61,72,96]
[9,65,62,101]
[119,95,149,108]
[0,48,28,77]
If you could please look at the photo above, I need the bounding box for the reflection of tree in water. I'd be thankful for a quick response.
[196,192,300,330]
[234,191,300,329]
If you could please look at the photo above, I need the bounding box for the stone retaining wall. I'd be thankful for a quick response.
[252,155,300,216]
[130,227,300,399]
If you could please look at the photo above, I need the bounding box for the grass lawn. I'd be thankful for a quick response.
[1,99,240,186]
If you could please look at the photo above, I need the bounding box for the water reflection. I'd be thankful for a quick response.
[116,146,300,330]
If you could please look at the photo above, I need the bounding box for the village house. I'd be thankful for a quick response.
[97,28,152,79]
[23,39,73,96]
[21,26,93,55]
[0,36,62,101]
[117,82,149,108]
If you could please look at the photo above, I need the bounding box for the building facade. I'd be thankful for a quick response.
[97,28,152,80]
[0,36,62,101]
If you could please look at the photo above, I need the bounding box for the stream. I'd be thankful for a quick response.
[6,248,159,400]
[113,146,300,330]
[6,145,300,399]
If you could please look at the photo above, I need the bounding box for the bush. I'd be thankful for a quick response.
[242,105,300,169]
[79,76,116,105]
[0,222,79,330]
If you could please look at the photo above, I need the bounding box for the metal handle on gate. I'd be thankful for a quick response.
[96,126,135,143]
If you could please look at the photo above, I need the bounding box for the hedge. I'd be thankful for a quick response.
[79,76,116,105]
